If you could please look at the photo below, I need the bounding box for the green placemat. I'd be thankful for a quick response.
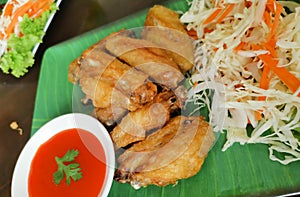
[31,0,300,196]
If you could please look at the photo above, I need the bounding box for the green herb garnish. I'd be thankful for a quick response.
[53,149,83,186]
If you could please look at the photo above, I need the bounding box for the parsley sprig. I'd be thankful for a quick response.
[53,149,83,185]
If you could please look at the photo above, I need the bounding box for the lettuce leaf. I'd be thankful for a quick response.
[0,3,58,77]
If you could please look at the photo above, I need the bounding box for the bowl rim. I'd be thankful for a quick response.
[11,113,115,197]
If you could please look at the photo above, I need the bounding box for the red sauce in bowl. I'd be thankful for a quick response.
[28,128,107,197]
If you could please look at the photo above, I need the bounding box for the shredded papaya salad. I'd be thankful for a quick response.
[181,0,300,164]
[0,0,59,77]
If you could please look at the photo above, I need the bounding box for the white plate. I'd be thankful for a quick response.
[11,113,115,197]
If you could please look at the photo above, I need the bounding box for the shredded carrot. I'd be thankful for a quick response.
[204,27,214,33]
[4,0,35,38]
[36,9,48,18]
[234,41,246,52]
[259,54,300,94]
[266,0,276,13]
[28,0,54,18]
[27,1,46,17]
[193,81,199,88]
[249,26,299,98]
[2,2,15,16]
[259,65,271,100]
[203,7,222,25]
[255,110,263,121]
[250,44,261,51]
[268,2,284,41]
[2,0,54,39]
[263,38,277,57]
[203,3,235,25]
[186,28,198,39]
[263,10,272,27]
[260,66,271,89]
[251,43,273,100]
[216,3,235,23]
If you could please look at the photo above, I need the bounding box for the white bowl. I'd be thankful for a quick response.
[11,113,115,197]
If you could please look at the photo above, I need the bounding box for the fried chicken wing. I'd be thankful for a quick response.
[115,116,215,189]
[67,5,215,191]
[93,85,147,126]
[80,77,115,109]
[143,5,194,73]
[70,41,157,104]
[68,30,131,84]
[68,57,81,83]
[94,106,127,127]
[110,90,182,148]
[144,5,187,33]
[105,35,184,89]
[80,76,142,126]
[68,32,161,126]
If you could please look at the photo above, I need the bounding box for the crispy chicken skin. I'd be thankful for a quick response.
[94,106,128,127]
[143,5,194,73]
[68,57,81,83]
[82,51,157,105]
[110,90,182,148]
[144,5,187,33]
[81,76,148,126]
[70,41,157,105]
[115,116,215,189]
[68,30,132,84]
[105,35,184,89]
[80,77,116,109]
[94,86,162,126]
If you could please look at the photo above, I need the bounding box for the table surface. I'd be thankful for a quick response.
[0,0,168,196]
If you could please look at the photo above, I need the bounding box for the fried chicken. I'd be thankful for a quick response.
[69,42,157,105]
[68,32,160,125]
[105,35,184,89]
[68,30,134,83]
[94,106,127,127]
[110,90,182,148]
[67,5,214,191]
[79,76,140,126]
[143,5,194,73]
[144,5,187,33]
[114,115,215,189]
